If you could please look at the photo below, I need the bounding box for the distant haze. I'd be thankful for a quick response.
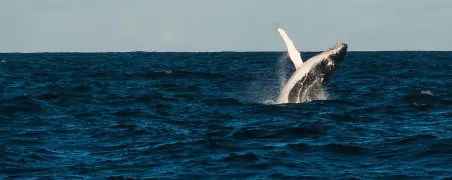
[1,0,451,52]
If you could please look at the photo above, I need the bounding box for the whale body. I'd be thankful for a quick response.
[276,28,348,104]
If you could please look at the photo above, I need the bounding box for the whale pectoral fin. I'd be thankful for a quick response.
[277,28,303,69]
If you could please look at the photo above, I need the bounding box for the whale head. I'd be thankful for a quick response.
[314,42,348,85]
[324,42,348,70]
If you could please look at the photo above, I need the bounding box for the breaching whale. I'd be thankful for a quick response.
[276,28,348,104]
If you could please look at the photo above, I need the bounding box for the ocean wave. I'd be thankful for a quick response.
[2,52,452,179]
[415,142,452,157]
[222,152,260,162]
[203,98,243,106]
[395,134,438,144]
[398,91,440,104]
[0,96,43,114]
[138,70,227,79]
[321,143,369,155]
[287,142,310,151]
[269,126,325,138]
[111,109,143,117]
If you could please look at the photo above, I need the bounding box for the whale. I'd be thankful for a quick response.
[276,28,348,104]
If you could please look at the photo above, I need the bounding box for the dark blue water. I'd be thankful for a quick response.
[1,51,452,179]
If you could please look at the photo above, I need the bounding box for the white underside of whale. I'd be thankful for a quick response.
[276,52,330,104]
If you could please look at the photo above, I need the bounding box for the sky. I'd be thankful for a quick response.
[1,0,451,52]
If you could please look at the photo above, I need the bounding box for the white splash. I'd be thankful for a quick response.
[261,53,291,104]
[263,100,276,105]
[421,90,434,96]
[277,53,290,90]
[304,85,329,102]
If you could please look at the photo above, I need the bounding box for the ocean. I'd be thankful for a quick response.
[1,51,452,179]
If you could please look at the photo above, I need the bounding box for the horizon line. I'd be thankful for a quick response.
[1,50,452,54]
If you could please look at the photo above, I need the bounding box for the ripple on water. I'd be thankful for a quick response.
[1,52,452,179]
